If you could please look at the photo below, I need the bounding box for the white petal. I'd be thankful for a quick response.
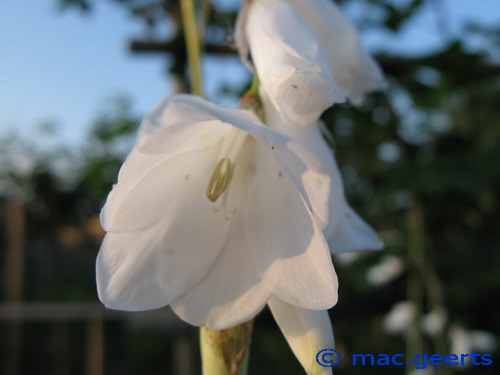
[287,0,386,101]
[171,213,272,329]
[328,203,383,253]
[97,146,232,310]
[97,216,228,311]
[100,149,173,232]
[137,97,224,155]
[244,0,344,127]
[97,228,170,310]
[102,146,219,233]
[268,296,334,375]
[263,94,382,254]
[262,93,343,232]
[244,142,338,309]
[234,0,253,71]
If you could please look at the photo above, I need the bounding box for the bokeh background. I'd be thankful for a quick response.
[1,0,499,374]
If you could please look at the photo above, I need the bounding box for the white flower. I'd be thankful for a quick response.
[236,0,386,127]
[96,94,338,329]
[450,325,498,358]
[366,255,404,286]
[269,296,335,375]
[236,0,344,128]
[421,308,447,336]
[286,0,387,103]
[261,90,383,254]
[383,301,417,335]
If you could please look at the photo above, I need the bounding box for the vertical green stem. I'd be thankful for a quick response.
[180,0,204,96]
[200,321,254,375]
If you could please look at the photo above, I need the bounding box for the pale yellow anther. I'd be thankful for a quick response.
[206,158,236,203]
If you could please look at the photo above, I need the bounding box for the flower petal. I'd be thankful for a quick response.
[242,0,344,127]
[171,213,272,330]
[234,0,252,71]
[102,145,220,233]
[97,227,170,310]
[97,146,232,310]
[262,93,343,232]
[328,203,383,253]
[136,97,224,155]
[244,142,338,309]
[97,214,229,311]
[262,94,382,254]
[287,0,386,101]
[268,296,334,375]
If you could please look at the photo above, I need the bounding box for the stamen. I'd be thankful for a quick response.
[206,158,235,203]
[205,126,250,222]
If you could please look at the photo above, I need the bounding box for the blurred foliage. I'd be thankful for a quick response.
[1,0,500,374]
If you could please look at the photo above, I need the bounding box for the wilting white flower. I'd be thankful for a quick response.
[236,0,386,127]
[268,296,335,375]
[261,90,383,254]
[96,94,339,329]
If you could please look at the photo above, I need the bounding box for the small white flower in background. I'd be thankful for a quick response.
[450,325,471,363]
[366,255,404,286]
[236,0,386,127]
[421,308,447,336]
[333,251,366,266]
[96,94,339,329]
[450,325,498,363]
[383,300,417,335]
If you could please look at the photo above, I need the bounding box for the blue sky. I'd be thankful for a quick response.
[0,0,498,147]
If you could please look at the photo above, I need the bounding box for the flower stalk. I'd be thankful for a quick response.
[200,321,254,375]
[181,0,204,96]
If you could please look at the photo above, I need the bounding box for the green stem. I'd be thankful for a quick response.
[200,321,254,375]
[247,75,260,95]
[181,0,204,96]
